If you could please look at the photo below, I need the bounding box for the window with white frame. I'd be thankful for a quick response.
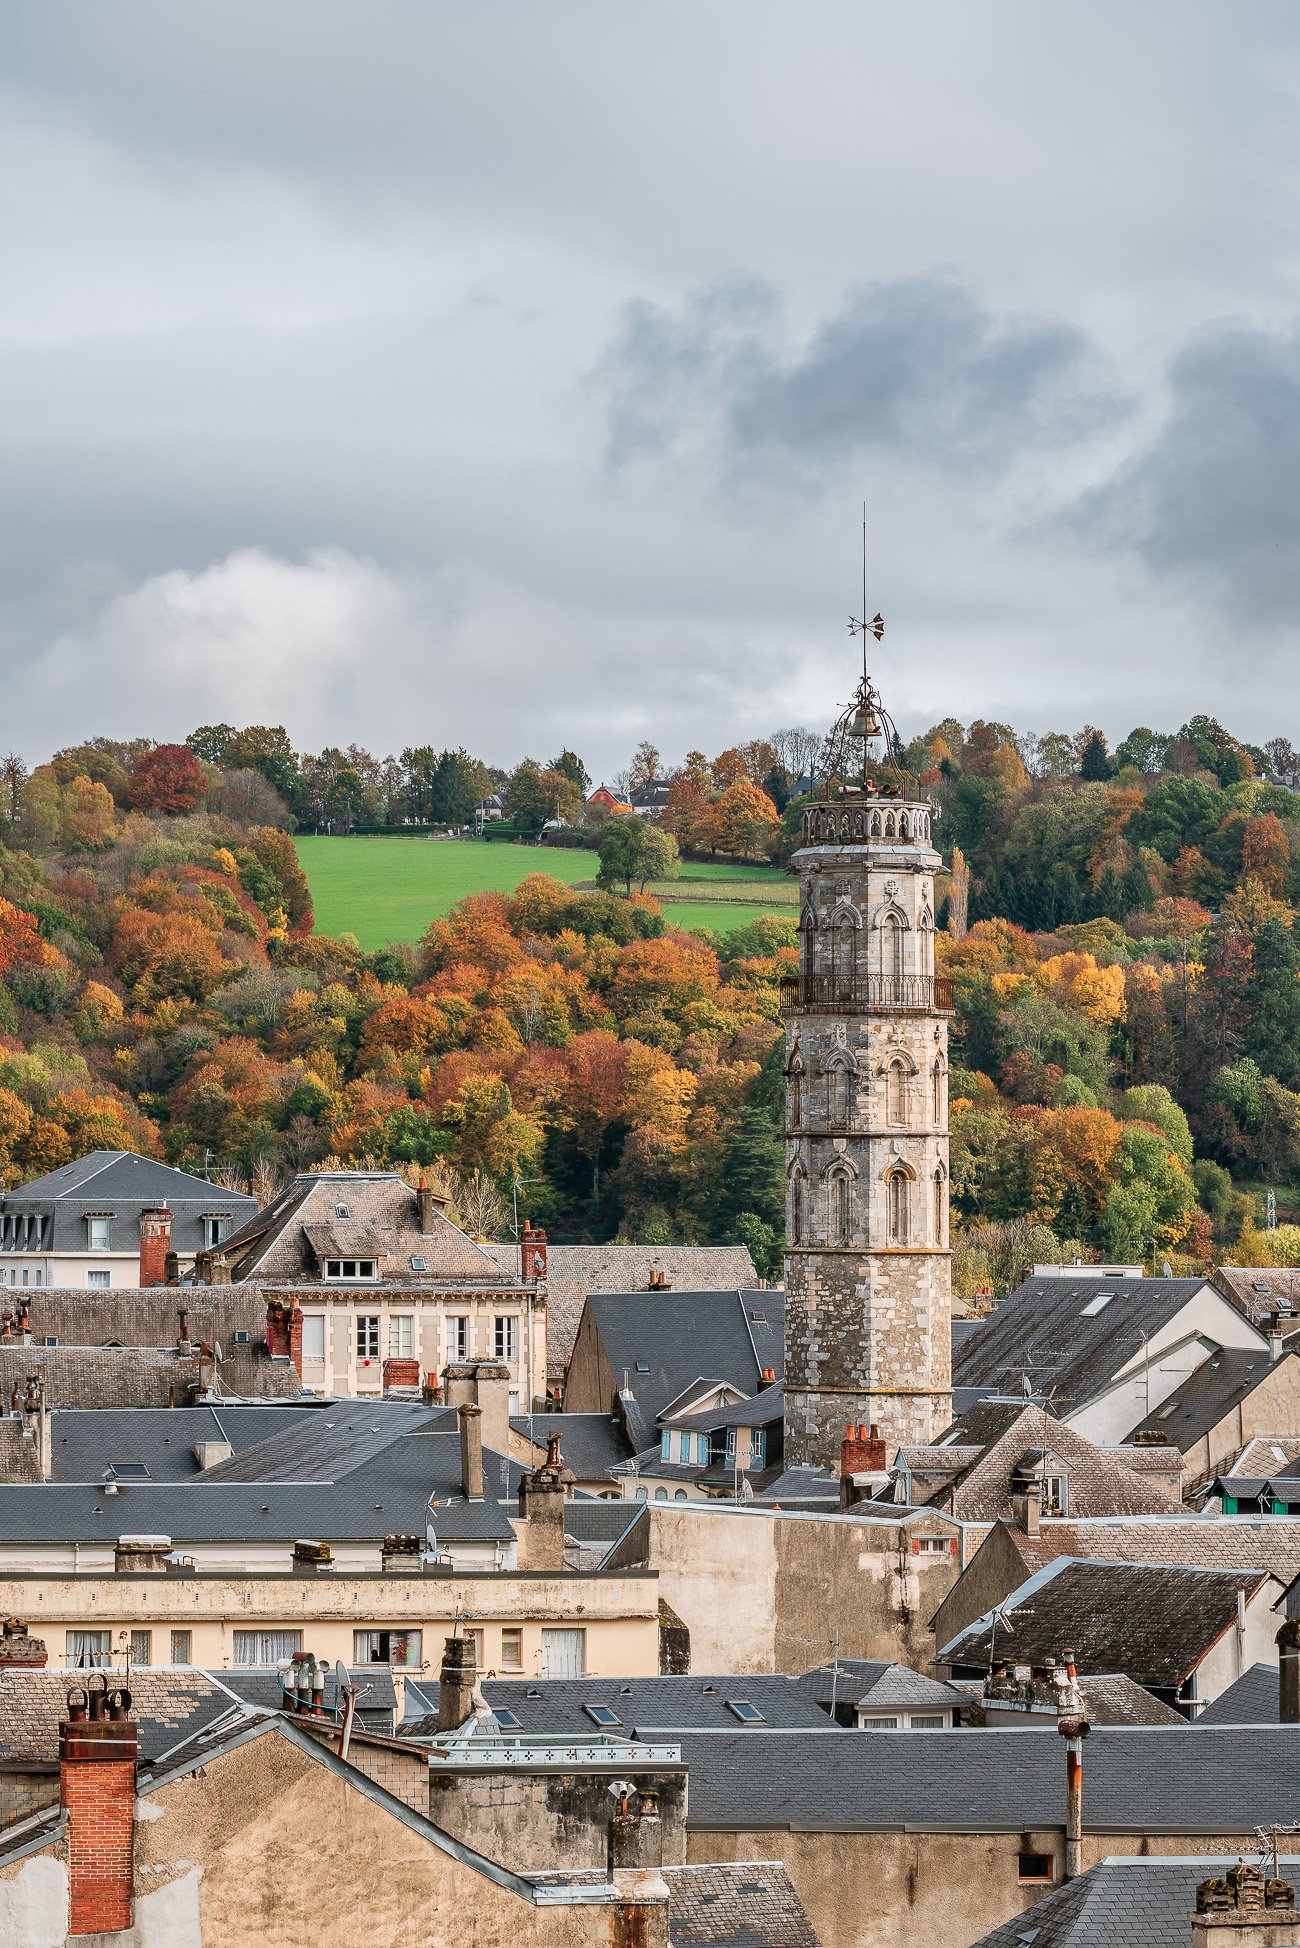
[202,1216,232,1248]
[355,1316,380,1360]
[1043,1474,1069,1515]
[750,1427,766,1466]
[170,1630,192,1665]
[301,1315,326,1363]
[86,1217,110,1252]
[86,1269,110,1288]
[129,1630,152,1668]
[540,1627,586,1678]
[447,1316,470,1362]
[233,1629,302,1666]
[726,1427,737,1459]
[67,1631,112,1668]
[324,1259,377,1280]
[388,1315,414,1359]
[500,1627,524,1671]
[493,1315,517,1361]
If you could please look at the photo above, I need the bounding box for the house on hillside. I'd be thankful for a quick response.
[0,1152,255,1290]
[631,780,672,819]
[586,784,633,815]
[208,1171,546,1408]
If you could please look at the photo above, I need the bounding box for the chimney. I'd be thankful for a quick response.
[292,1539,333,1575]
[609,1786,664,1871]
[442,1362,512,1459]
[839,1422,887,1479]
[435,1634,477,1732]
[518,1430,575,1571]
[1192,1863,1297,1944]
[1278,1617,1300,1724]
[458,1402,484,1500]
[266,1297,304,1374]
[60,1676,139,1937]
[1010,1457,1043,1538]
[163,1249,180,1286]
[1055,1647,1089,1881]
[417,1175,446,1236]
[757,1367,777,1390]
[381,1532,422,1572]
[138,1208,172,1290]
[113,1535,171,1575]
[20,1373,51,1478]
[0,1616,47,1668]
[1267,1314,1286,1362]
[520,1219,548,1282]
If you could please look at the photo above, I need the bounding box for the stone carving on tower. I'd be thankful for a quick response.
[783,553,953,1469]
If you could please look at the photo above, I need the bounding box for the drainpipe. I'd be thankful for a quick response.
[1056,1646,1089,1882]
[1236,1580,1248,1676]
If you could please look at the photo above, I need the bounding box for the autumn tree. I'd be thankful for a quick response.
[597,817,679,896]
[128,742,209,814]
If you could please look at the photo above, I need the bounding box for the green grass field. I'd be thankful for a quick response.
[295,836,794,950]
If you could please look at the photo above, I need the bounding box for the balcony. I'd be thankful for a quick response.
[779,972,954,1015]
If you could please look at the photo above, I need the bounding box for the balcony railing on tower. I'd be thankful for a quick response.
[780,971,954,1014]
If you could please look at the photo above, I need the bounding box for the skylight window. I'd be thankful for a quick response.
[635,1361,650,1373]
[726,1699,764,1723]
[1156,1401,1179,1420]
[1080,1292,1114,1316]
[108,1463,150,1479]
[410,1256,428,1273]
[494,1709,522,1730]
[583,1705,621,1728]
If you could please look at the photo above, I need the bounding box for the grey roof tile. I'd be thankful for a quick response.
[473,1674,841,1736]
[970,1855,1300,1947]
[1194,1662,1280,1725]
[664,1862,822,1948]
[1128,1349,1293,1449]
[577,1290,782,1449]
[508,1412,631,1480]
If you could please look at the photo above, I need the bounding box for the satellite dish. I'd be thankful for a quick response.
[334,1658,353,1698]
[212,1342,224,1362]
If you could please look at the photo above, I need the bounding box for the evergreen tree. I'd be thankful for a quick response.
[1079,732,1112,781]
[1243,916,1300,1089]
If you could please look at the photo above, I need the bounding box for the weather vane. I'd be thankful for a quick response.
[822,506,902,792]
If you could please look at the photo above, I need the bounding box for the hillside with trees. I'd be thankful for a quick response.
[2,712,1300,1293]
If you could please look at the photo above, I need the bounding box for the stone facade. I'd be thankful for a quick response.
[784,795,953,1466]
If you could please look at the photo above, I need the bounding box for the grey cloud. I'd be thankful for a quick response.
[599,276,1127,483]
[1074,322,1300,621]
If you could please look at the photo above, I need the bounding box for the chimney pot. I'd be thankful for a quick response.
[458,1403,485,1501]
[138,1207,172,1289]
[435,1634,478,1732]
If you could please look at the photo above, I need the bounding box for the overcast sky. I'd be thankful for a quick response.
[3,2,1299,776]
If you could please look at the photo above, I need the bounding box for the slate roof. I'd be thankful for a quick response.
[577,1289,783,1449]
[1231,1436,1300,1477]
[949,1673,1187,1728]
[1193,1661,1280,1725]
[950,1276,1226,1415]
[9,1284,274,1354]
[909,1404,1180,1521]
[938,1557,1275,1687]
[1009,1515,1300,1583]
[468,1674,843,1736]
[677,1727,1300,1831]
[666,1386,786,1432]
[1127,1348,1293,1450]
[0,1409,521,1545]
[508,1411,631,1480]
[45,1402,342,1483]
[1213,1264,1300,1325]
[482,1243,758,1378]
[970,1855,1300,1948]
[755,1466,839,1508]
[0,1667,251,1768]
[0,1344,299,1411]
[220,1172,515,1287]
[0,1151,255,1258]
[663,1862,822,1948]
[795,1660,966,1715]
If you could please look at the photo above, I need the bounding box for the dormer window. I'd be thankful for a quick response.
[335,1203,351,1219]
[87,1217,110,1252]
[323,1258,377,1281]
[202,1215,232,1249]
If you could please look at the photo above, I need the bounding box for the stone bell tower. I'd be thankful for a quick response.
[783,626,953,1470]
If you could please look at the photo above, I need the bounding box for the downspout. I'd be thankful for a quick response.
[1056,1646,1089,1882]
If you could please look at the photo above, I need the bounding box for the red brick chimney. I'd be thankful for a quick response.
[840,1422,887,1476]
[60,1676,138,1937]
[521,1220,547,1282]
[266,1297,304,1374]
[138,1208,172,1290]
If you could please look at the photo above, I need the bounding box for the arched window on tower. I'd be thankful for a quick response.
[880,911,905,990]
[789,1065,804,1129]
[886,1168,910,1246]
[789,1166,807,1246]
[933,1167,946,1246]
[830,912,857,1004]
[886,1058,908,1126]
[828,1169,851,1247]
[932,1059,944,1125]
[829,1063,852,1128]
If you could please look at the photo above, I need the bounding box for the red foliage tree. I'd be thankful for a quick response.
[128,743,208,814]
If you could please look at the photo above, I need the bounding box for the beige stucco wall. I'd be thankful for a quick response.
[0,1728,666,1948]
[643,1504,962,1672]
[688,1826,1271,1948]
[0,1568,660,1684]
[294,1288,546,1408]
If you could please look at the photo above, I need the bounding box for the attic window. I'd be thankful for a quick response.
[1156,1401,1179,1420]
[323,1259,377,1281]
[583,1705,621,1728]
[1080,1292,1114,1316]
[635,1361,650,1373]
[749,1311,768,1324]
[410,1256,428,1273]
[108,1463,150,1479]
[335,1203,351,1218]
[1018,1854,1055,1884]
[494,1709,522,1730]
[726,1699,764,1723]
